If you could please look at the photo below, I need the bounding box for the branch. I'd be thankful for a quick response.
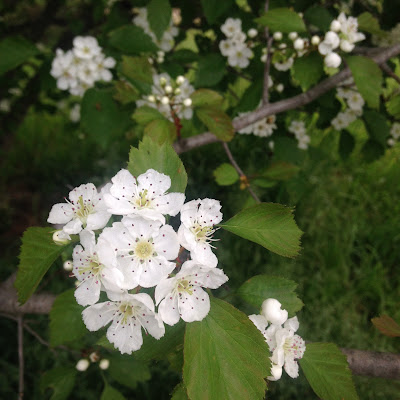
[380,62,400,85]
[173,44,400,154]
[18,315,24,400]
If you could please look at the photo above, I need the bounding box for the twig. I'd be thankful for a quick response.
[380,62,400,85]
[262,0,272,105]
[18,315,24,400]
[222,142,261,203]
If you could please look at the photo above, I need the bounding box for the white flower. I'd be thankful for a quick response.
[268,364,283,381]
[387,138,396,147]
[262,299,288,326]
[288,120,306,137]
[104,168,185,224]
[221,18,242,37]
[337,13,365,45]
[253,116,277,137]
[72,230,125,306]
[155,260,228,325]
[70,104,81,123]
[288,32,298,41]
[248,28,258,38]
[100,216,179,289]
[297,135,310,150]
[340,39,354,53]
[293,38,304,50]
[324,52,341,68]
[390,122,400,139]
[273,57,294,71]
[73,36,102,59]
[311,35,320,45]
[76,359,90,371]
[178,198,222,268]
[346,91,364,111]
[276,83,284,93]
[82,292,165,354]
[318,31,340,55]
[48,183,112,240]
[99,359,110,370]
[330,19,341,32]
[273,31,283,41]
[0,99,11,113]
[227,44,253,68]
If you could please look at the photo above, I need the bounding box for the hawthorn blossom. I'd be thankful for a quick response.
[155,260,228,325]
[104,169,185,224]
[221,18,242,37]
[82,292,165,354]
[100,216,179,288]
[178,198,222,268]
[73,36,102,59]
[47,183,112,240]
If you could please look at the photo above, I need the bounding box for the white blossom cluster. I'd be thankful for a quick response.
[288,120,310,150]
[331,82,364,131]
[249,298,306,380]
[388,122,400,147]
[219,18,254,68]
[133,8,178,52]
[51,36,116,97]
[48,168,228,354]
[238,113,277,138]
[136,73,194,121]
[318,13,365,68]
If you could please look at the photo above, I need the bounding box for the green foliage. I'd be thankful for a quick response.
[194,54,226,87]
[81,88,131,150]
[213,163,239,186]
[195,107,234,141]
[361,139,384,162]
[128,136,187,193]
[371,315,400,337]
[201,0,235,24]
[0,36,39,75]
[109,25,158,54]
[114,80,140,104]
[49,289,86,346]
[339,131,355,160]
[184,297,271,400]
[363,110,389,146]
[261,161,300,181]
[108,355,151,389]
[220,203,303,258]
[133,106,165,125]
[235,79,263,113]
[346,56,382,109]
[101,384,126,400]
[300,343,359,400]
[147,0,172,41]
[40,367,77,400]
[304,6,333,31]
[292,52,324,91]
[171,383,190,400]
[357,12,384,36]
[238,275,304,315]
[256,8,306,33]
[190,89,224,108]
[121,56,153,89]
[144,118,177,144]
[15,227,70,305]
[386,94,400,118]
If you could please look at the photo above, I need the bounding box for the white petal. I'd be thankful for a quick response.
[82,301,117,331]
[79,229,96,254]
[155,277,176,304]
[262,299,288,326]
[47,203,73,224]
[284,357,299,378]
[101,267,125,293]
[130,293,155,312]
[155,193,185,217]
[284,316,299,332]
[75,277,102,306]
[179,287,210,322]
[249,314,269,333]
[63,218,83,235]
[104,193,135,215]
[137,169,171,195]
[86,210,111,231]
[107,319,143,354]
[191,243,218,268]
[122,215,160,239]
[180,200,200,227]
[158,296,180,325]
[154,225,179,260]
[69,183,97,204]
[136,310,165,339]
[267,364,283,381]
[138,258,175,288]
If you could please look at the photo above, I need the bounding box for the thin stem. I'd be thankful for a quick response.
[18,315,24,400]
[262,0,272,105]
[380,62,400,85]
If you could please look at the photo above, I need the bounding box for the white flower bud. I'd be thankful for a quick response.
[278,43,287,49]
[183,98,192,107]
[148,95,156,103]
[293,38,304,50]
[74,280,80,287]
[262,298,288,326]
[330,19,341,32]
[161,96,169,105]
[247,28,258,38]
[298,12,303,18]
[89,352,100,362]
[164,85,173,94]
[99,359,110,370]
[311,35,320,45]
[176,75,185,85]
[288,32,298,41]
[324,52,342,68]
[174,87,181,95]
[276,83,284,93]
[63,260,73,272]
[159,77,167,86]
[273,31,283,41]
[260,54,267,62]
[268,140,275,150]
[387,138,396,147]
[52,231,70,245]
[76,359,90,372]
[340,39,354,53]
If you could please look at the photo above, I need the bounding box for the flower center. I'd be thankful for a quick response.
[75,196,94,224]
[191,223,215,243]
[134,189,151,209]
[283,335,305,359]
[177,279,193,295]
[78,257,102,275]
[135,241,153,260]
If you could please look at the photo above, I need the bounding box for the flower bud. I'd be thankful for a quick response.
[340,39,354,53]
[311,35,320,45]
[324,52,342,68]
[164,85,173,94]
[76,359,90,372]
[174,87,181,95]
[262,298,288,325]
[63,260,73,272]
[273,32,282,41]
[387,138,395,147]
[288,32,298,41]
[99,359,110,370]
[52,230,70,245]
[89,352,100,362]
[148,95,156,103]
[176,75,185,85]
[183,98,192,107]
[276,83,284,93]
[293,38,304,50]
[278,43,287,49]
[161,96,169,105]
[74,280,80,287]
[247,28,258,38]
[330,19,341,32]
[159,77,167,86]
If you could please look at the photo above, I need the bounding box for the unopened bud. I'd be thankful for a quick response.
[276,83,284,93]
[176,75,185,85]
[293,38,304,50]
[288,32,298,41]
[247,28,258,38]
[52,230,70,245]
[161,96,169,105]
[164,85,173,94]
[76,359,90,372]
[99,359,110,370]
[273,32,282,41]
[330,19,341,32]
[148,95,156,103]
[174,87,181,95]
[159,77,167,86]
[183,98,192,107]
[63,260,73,272]
[89,352,100,362]
[311,35,320,45]
[74,280,80,287]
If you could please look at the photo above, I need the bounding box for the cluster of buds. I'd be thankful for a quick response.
[76,352,110,372]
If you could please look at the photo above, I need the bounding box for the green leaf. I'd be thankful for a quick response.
[357,12,384,36]
[184,297,271,400]
[251,178,277,189]
[147,0,172,41]
[237,275,304,315]
[363,110,389,146]
[171,383,190,400]
[132,106,165,125]
[121,55,153,93]
[0,36,39,75]
[128,136,187,193]
[191,89,224,108]
[144,118,177,144]
[371,315,400,337]
[386,94,400,119]
[196,107,234,142]
[201,0,235,24]
[292,52,324,91]
[101,384,126,400]
[236,80,263,113]
[361,139,384,162]
[49,289,86,347]
[213,163,239,186]
[262,161,300,181]
[114,80,140,104]
[256,8,306,33]
[194,54,226,87]
[81,88,131,150]
[304,6,333,31]
[40,367,77,400]
[300,343,359,400]
[220,203,303,258]
[339,131,355,160]
[109,25,158,54]
[346,56,382,109]
[108,355,151,389]
[15,227,70,305]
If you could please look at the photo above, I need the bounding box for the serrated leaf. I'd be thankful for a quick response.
[133,106,165,125]
[15,227,70,305]
[191,89,224,108]
[237,275,304,315]
[213,163,239,186]
[346,56,382,109]
[108,355,151,389]
[196,107,234,142]
[101,384,126,400]
[363,110,389,146]
[81,88,131,150]
[300,343,359,400]
[171,383,190,400]
[357,12,384,36]
[201,0,235,24]
[292,52,324,91]
[109,25,158,54]
[220,203,303,258]
[262,161,300,181]
[194,54,226,87]
[184,297,271,400]
[40,367,77,400]
[371,315,400,337]
[144,118,177,144]
[128,136,187,193]
[256,8,306,33]
[49,289,86,347]
[0,36,39,75]
[339,131,355,160]
[304,6,333,31]
[386,95,400,119]
[147,0,172,41]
